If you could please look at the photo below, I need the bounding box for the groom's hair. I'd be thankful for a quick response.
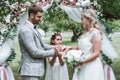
[28,5,43,17]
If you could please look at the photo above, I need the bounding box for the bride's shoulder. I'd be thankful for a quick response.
[89,28,102,38]
[90,28,100,34]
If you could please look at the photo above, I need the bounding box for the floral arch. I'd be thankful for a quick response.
[0,0,118,79]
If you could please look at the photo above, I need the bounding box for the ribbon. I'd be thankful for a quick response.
[72,66,81,80]
[72,67,78,80]
[104,64,116,80]
[107,65,110,80]
[0,66,7,80]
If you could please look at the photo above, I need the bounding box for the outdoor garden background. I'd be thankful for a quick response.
[0,0,120,80]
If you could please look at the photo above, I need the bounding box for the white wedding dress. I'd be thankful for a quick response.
[75,28,105,80]
[45,53,69,80]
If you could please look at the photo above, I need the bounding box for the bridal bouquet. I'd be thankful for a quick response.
[64,50,84,80]
[64,50,84,65]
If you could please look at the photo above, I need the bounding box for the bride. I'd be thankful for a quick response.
[71,9,105,80]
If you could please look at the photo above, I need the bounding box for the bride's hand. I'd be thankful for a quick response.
[60,45,66,51]
[73,61,83,68]
[61,45,72,52]
[73,64,79,68]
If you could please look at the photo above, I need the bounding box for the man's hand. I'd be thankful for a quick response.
[54,47,59,56]
[54,45,62,56]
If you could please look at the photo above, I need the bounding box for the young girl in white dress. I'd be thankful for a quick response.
[72,9,105,80]
[45,33,69,80]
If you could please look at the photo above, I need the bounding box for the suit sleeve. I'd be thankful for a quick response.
[42,43,54,50]
[19,29,54,58]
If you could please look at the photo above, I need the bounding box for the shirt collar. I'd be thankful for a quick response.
[26,20,34,29]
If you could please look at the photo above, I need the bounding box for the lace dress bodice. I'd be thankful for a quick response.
[75,28,105,80]
[78,28,101,59]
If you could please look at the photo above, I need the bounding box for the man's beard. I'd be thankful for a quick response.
[32,19,39,25]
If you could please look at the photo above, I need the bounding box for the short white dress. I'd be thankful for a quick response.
[76,28,105,80]
[45,53,69,80]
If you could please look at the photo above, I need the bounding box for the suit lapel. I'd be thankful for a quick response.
[33,29,45,48]
[25,22,45,48]
[33,29,41,39]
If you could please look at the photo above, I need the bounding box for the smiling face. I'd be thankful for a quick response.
[81,16,91,31]
[32,12,42,24]
[28,6,43,25]
[52,35,62,45]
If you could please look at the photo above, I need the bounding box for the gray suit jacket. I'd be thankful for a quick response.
[18,21,54,76]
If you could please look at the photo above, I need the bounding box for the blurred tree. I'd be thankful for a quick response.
[97,0,120,20]
[43,2,83,42]
[65,18,84,42]
[38,21,49,36]
[107,20,120,32]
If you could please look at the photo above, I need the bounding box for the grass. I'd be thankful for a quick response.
[110,34,120,80]
[10,32,120,80]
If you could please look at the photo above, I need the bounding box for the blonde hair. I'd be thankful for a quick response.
[82,9,100,30]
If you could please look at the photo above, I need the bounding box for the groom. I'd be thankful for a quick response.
[18,5,59,80]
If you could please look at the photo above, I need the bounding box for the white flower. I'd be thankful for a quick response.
[31,0,38,3]
[5,14,10,23]
[64,50,84,64]
[67,56,73,63]
[25,1,31,7]
[75,2,81,6]
[78,0,90,7]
